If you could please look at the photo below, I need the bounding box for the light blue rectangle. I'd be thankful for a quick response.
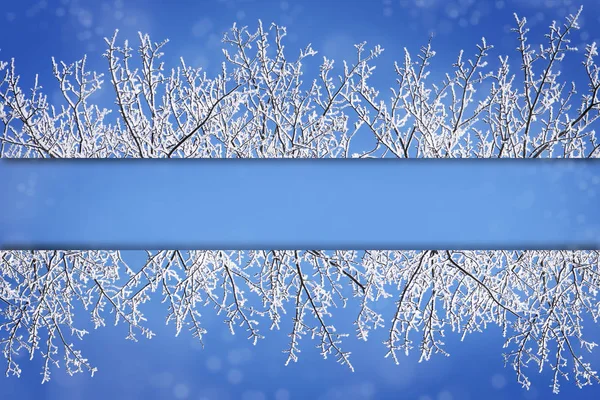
[1,160,599,249]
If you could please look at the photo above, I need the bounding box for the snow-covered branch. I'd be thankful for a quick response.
[1,8,598,158]
[2,250,600,393]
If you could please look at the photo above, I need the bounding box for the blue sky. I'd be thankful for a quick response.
[2,1,600,400]
[2,0,600,119]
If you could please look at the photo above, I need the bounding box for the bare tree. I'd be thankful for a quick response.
[1,6,600,395]
[1,250,600,393]
[0,7,598,158]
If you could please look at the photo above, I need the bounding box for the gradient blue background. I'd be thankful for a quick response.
[2,160,600,249]
[2,0,600,399]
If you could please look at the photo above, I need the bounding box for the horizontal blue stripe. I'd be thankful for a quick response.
[1,160,599,249]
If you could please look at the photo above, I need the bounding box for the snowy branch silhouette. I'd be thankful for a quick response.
[0,7,598,158]
[2,250,600,394]
[1,6,600,396]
